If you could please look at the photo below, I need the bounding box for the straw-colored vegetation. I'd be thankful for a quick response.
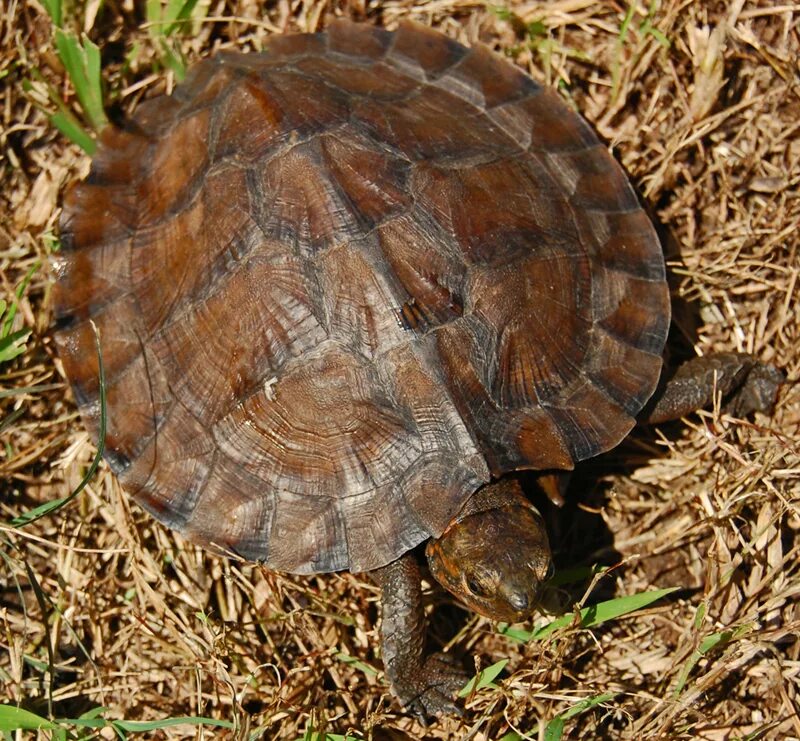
[2,1,798,738]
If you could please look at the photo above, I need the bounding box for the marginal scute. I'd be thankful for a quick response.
[444,43,540,109]
[261,28,327,58]
[89,127,151,186]
[98,351,173,466]
[185,457,278,561]
[121,401,217,523]
[212,73,289,159]
[135,107,212,225]
[514,410,575,471]
[53,293,143,400]
[594,271,671,355]
[389,21,468,80]
[328,18,392,60]
[52,237,131,321]
[60,179,135,248]
[543,379,634,462]
[545,144,641,212]
[587,330,664,416]
[578,209,666,281]
[55,20,670,574]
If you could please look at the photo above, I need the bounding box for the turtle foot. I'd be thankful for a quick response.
[393,651,468,723]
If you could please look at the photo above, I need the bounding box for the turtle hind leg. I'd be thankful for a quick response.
[641,352,784,424]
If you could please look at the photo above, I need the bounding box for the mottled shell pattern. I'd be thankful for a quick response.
[54,20,670,573]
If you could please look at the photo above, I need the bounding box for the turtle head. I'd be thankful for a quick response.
[425,480,553,623]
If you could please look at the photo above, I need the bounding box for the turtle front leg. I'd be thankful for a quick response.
[642,352,784,424]
[370,553,467,720]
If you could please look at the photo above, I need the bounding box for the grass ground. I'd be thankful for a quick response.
[2,1,799,738]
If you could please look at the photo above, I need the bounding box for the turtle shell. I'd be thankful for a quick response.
[53,19,670,573]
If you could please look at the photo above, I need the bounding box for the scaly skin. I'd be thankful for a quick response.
[370,554,468,720]
[643,353,784,423]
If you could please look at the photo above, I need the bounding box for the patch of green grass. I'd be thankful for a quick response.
[52,29,108,131]
[490,5,589,90]
[457,588,676,732]
[0,705,235,738]
[543,692,618,741]
[24,0,106,152]
[335,651,378,677]
[673,620,753,697]
[26,0,209,150]
[0,262,38,365]
[0,263,39,438]
[145,0,211,80]
[0,299,31,365]
[612,1,671,100]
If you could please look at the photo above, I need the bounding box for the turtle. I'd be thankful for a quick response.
[53,19,783,718]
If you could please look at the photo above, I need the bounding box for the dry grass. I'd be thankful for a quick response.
[2,0,799,738]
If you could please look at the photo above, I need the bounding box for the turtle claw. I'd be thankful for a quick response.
[396,652,469,722]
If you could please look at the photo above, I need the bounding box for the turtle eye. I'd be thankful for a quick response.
[466,576,488,598]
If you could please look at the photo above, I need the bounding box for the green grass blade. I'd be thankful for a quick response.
[0,705,59,731]
[51,107,97,153]
[0,383,63,399]
[0,408,25,436]
[335,652,378,677]
[459,658,508,697]
[157,37,186,80]
[673,623,753,697]
[54,29,108,131]
[544,692,617,741]
[24,72,97,151]
[559,691,617,720]
[110,717,235,732]
[40,0,62,26]
[146,0,164,32]
[10,321,106,528]
[0,328,31,363]
[83,35,104,112]
[618,3,636,44]
[505,588,679,642]
[163,0,201,35]
[1,260,39,338]
[544,716,565,741]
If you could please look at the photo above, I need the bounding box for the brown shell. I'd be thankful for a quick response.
[53,20,670,573]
